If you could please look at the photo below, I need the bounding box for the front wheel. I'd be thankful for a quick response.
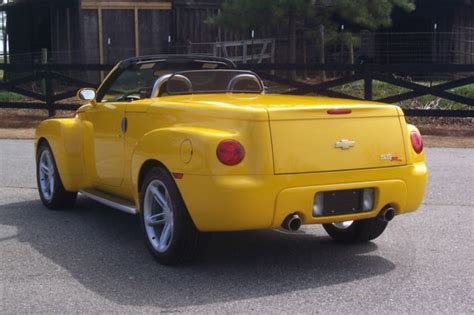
[323,217,388,243]
[140,167,200,265]
[36,142,77,209]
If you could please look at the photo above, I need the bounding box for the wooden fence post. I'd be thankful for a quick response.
[41,48,48,95]
[364,67,373,101]
[212,43,217,56]
[45,65,55,117]
[349,42,354,76]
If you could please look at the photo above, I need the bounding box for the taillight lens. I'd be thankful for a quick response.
[410,131,423,154]
[216,140,245,165]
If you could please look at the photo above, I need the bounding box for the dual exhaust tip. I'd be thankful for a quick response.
[378,206,396,222]
[281,206,395,232]
[282,214,302,232]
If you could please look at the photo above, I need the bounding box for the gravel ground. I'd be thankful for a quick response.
[0,140,472,314]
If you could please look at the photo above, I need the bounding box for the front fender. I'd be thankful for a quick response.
[35,118,87,191]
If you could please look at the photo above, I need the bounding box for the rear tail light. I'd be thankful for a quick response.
[216,140,245,165]
[410,131,423,154]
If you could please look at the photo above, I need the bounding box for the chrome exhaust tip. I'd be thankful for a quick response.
[282,214,302,232]
[379,206,396,222]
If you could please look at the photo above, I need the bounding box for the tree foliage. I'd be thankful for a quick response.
[332,0,416,30]
[209,0,416,34]
[208,0,416,63]
[208,0,316,33]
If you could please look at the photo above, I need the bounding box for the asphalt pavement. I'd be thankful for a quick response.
[0,139,472,313]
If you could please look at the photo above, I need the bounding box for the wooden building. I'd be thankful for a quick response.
[172,0,222,45]
[0,0,222,64]
[365,0,474,64]
[1,0,472,65]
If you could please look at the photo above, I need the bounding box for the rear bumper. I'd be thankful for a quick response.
[176,162,428,232]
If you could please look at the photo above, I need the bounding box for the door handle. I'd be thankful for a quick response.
[120,117,128,135]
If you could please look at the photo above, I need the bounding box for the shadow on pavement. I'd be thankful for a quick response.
[0,197,395,308]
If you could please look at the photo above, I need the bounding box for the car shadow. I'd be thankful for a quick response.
[0,197,396,308]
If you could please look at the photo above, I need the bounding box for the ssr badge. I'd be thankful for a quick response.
[380,153,402,161]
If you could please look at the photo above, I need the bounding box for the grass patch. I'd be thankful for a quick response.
[0,91,27,102]
[332,80,473,110]
[330,80,411,100]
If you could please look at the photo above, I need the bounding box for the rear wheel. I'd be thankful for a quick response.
[323,217,388,242]
[140,167,200,265]
[36,142,77,209]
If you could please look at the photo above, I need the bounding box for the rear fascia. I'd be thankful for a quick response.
[176,162,427,232]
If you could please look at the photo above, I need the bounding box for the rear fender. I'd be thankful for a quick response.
[130,125,273,207]
[130,126,233,190]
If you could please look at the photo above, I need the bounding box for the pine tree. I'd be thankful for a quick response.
[209,0,416,66]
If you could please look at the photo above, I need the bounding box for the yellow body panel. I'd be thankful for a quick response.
[35,93,428,231]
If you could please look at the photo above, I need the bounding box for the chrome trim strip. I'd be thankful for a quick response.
[80,190,137,215]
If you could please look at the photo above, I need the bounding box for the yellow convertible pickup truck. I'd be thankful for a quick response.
[35,55,428,264]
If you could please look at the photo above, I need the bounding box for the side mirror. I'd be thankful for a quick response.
[77,88,97,103]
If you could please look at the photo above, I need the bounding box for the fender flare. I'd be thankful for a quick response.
[35,118,87,191]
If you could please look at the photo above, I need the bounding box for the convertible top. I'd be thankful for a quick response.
[95,55,240,102]
[118,55,236,70]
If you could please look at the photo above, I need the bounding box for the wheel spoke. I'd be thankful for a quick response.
[159,223,172,247]
[146,213,166,226]
[49,176,54,195]
[40,162,49,175]
[151,186,169,211]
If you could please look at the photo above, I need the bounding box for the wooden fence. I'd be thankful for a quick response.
[0,63,472,117]
[0,63,110,116]
[187,38,276,64]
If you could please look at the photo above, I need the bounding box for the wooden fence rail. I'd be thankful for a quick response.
[0,63,472,117]
[248,63,474,117]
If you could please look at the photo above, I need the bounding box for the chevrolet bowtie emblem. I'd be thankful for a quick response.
[335,139,355,150]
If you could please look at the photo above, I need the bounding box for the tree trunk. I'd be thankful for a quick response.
[288,11,297,80]
[349,41,354,75]
[303,37,309,80]
[319,24,326,81]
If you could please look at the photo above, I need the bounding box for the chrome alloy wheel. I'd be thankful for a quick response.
[143,179,174,253]
[39,149,55,202]
[332,220,354,229]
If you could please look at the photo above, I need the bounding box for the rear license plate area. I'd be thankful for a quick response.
[321,189,362,216]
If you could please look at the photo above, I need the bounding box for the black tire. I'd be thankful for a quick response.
[139,166,200,265]
[323,217,388,243]
[36,142,77,209]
